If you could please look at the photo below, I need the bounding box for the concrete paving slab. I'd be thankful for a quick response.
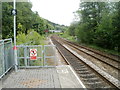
[2,65,85,88]
[3,68,61,88]
[56,65,85,88]
[0,79,2,90]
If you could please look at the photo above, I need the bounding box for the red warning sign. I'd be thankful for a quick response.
[30,49,37,60]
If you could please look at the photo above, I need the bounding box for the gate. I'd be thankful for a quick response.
[17,45,56,68]
[44,45,56,67]
[17,45,43,68]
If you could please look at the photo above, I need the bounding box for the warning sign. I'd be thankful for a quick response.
[30,49,37,60]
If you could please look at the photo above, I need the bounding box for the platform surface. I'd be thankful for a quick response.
[2,65,84,88]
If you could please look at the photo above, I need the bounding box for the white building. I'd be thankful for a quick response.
[49,30,62,33]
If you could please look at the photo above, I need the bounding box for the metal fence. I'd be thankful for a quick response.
[17,45,43,68]
[0,39,57,77]
[0,39,14,78]
[17,45,56,68]
[44,45,56,67]
[0,39,57,78]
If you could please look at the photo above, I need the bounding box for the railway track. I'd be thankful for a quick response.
[51,35,120,89]
[62,38,120,63]
[57,36,120,78]
[64,39,120,62]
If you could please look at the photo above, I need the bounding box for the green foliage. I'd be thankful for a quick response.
[112,2,120,51]
[16,33,26,45]
[68,22,77,36]
[67,2,120,53]
[60,30,69,38]
[95,12,114,49]
[2,2,13,38]
[17,30,45,45]
[2,2,66,39]
[76,23,89,43]
[85,43,120,56]
[46,20,68,31]
[60,30,76,42]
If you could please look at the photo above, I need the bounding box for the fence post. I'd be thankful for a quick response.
[0,78,2,90]
[2,40,5,74]
[0,40,4,76]
[24,46,27,67]
[54,45,57,66]
[43,45,46,66]
[10,38,14,67]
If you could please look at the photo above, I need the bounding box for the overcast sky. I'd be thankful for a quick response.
[30,0,80,26]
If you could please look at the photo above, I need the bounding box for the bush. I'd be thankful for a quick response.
[17,30,45,45]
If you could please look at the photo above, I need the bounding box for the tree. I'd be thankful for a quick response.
[68,22,78,36]
[2,2,58,39]
[68,1,120,53]
[112,2,120,51]
[95,11,114,49]
[75,2,106,44]
[2,2,13,38]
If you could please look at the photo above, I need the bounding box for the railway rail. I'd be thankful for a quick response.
[51,35,120,89]
[57,36,120,79]
[64,39,120,63]
[62,38,120,63]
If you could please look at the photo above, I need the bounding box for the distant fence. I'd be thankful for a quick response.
[0,39,14,78]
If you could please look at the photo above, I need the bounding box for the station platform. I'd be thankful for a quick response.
[2,65,85,88]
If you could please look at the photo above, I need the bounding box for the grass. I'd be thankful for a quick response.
[85,44,120,56]
[59,32,77,42]
[59,33,120,56]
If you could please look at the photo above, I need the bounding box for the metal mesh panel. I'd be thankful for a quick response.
[17,45,56,68]
[17,45,43,67]
[0,40,4,76]
[44,45,56,66]
[27,46,43,66]
[4,40,14,71]
[0,39,13,78]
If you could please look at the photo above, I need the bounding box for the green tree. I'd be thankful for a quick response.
[112,2,120,51]
[2,2,13,38]
[95,12,114,49]
[68,22,78,36]
[2,2,57,39]
[74,2,105,44]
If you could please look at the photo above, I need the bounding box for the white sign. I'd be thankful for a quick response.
[30,49,37,60]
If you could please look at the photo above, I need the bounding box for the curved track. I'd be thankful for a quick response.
[51,35,120,89]
[59,37,120,71]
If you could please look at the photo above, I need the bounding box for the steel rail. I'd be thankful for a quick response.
[59,37,120,70]
[51,36,119,89]
[64,39,120,63]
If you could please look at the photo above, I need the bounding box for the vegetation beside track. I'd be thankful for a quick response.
[59,32,120,57]
[2,2,67,40]
[59,2,120,56]
[17,30,45,45]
